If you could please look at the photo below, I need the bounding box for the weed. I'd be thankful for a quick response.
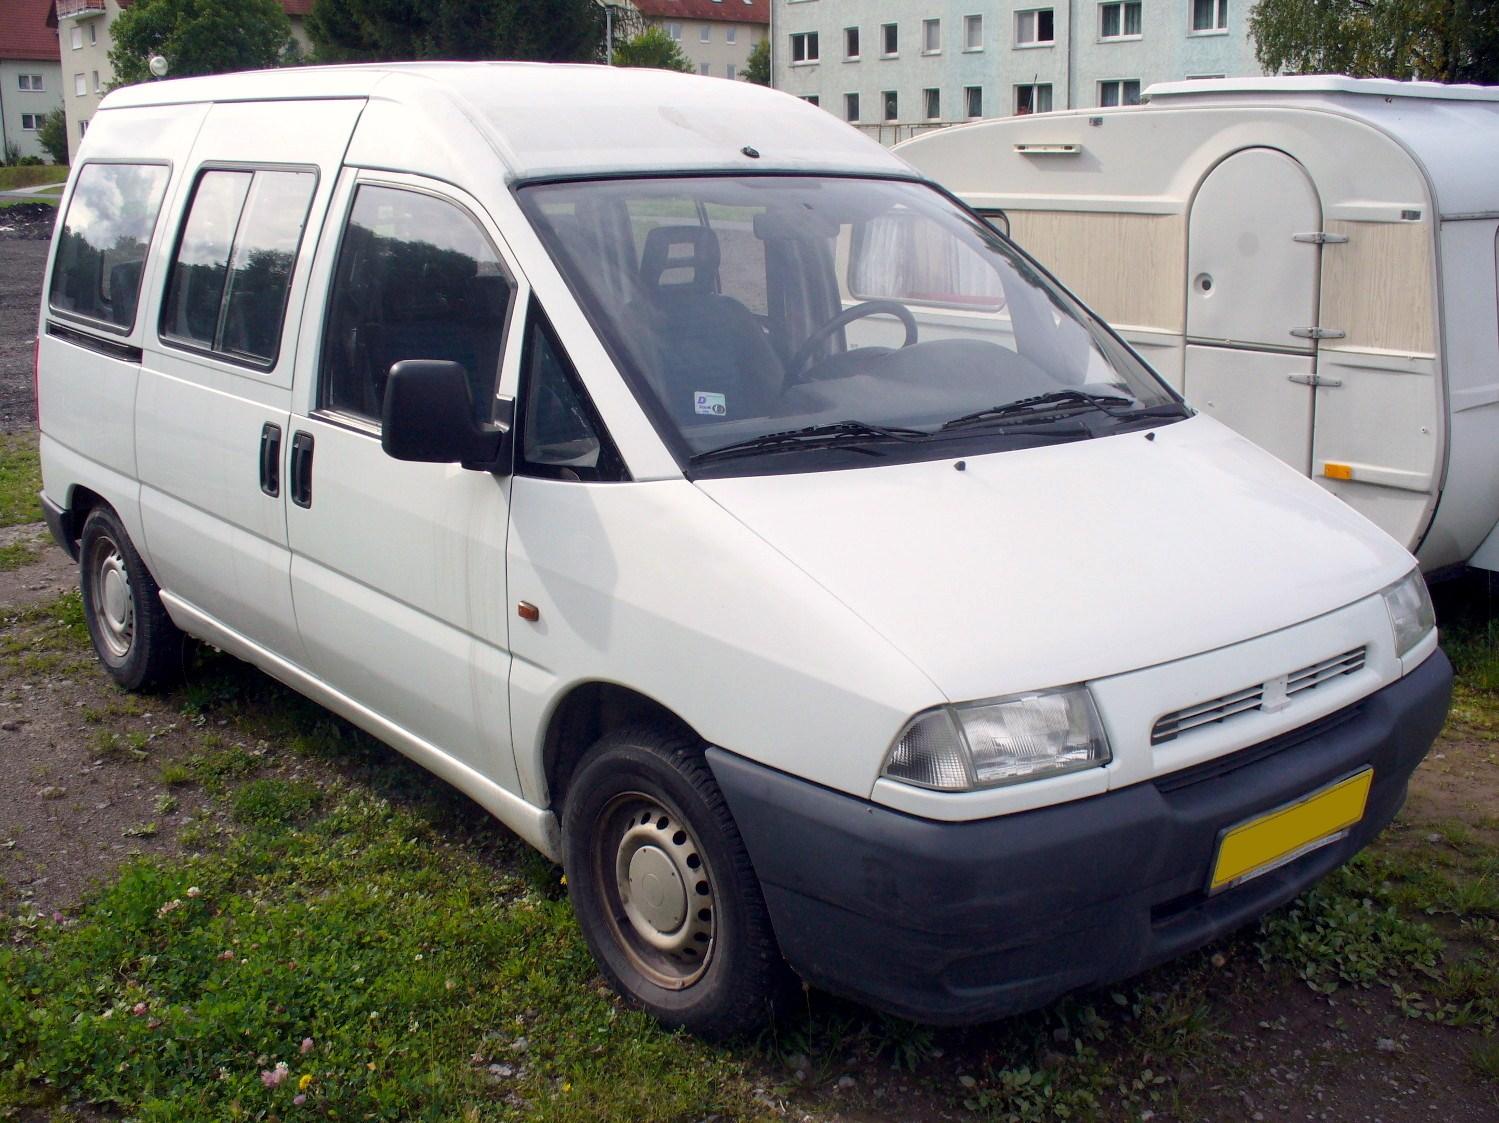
[0,542,39,571]
[1471,1038,1499,1084]
[153,793,179,816]
[122,821,158,839]
[0,436,42,529]
[231,778,323,828]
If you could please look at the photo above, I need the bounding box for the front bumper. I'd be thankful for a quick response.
[708,649,1452,1025]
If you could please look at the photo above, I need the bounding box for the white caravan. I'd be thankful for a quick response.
[37,64,1450,1036]
[897,77,1499,574]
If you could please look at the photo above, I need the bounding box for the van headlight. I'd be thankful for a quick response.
[882,686,1110,792]
[1382,569,1436,659]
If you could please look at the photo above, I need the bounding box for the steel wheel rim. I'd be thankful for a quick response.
[594,791,717,990]
[87,534,134,661]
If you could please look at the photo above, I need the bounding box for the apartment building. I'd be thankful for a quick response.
[52,0,312,161]
[773,0,1262,142]
[630,0,769,81]
[0,0,64,161]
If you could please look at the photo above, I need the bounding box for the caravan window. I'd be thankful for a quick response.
[49,163,170,333]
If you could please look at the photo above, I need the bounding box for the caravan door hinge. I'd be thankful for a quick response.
[1290,326,1347,341]
[1287,373,1344,388]
[1293,232,1350,245]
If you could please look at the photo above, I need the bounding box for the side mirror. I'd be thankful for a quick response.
[380,360,510,472]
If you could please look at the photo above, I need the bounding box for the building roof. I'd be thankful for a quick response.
[630,0,767,25]
[114,0,313,12]
[100,61,904,182]
[0,0,62,61]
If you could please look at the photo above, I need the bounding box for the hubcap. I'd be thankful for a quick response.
[596,793,716,989]
[89,536,134,661]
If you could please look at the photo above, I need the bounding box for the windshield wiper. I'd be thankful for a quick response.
[940,389,1186,431]
[688,420,930,465]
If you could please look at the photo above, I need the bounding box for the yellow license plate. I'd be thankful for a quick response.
[1209,768,1372,894]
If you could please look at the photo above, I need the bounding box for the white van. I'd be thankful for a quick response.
[896,77,1499,575]
[37,63,1451,1037]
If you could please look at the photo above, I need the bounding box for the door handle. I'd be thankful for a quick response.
[289,431,315,508]
[259,423,282,497]
[1287,374,1343,388]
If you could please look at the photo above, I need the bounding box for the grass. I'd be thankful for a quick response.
[0,581,1497,1119]
[0,165,66,191]
[0,435,42,528]
[0,540,40,571]
[0,196,56,210]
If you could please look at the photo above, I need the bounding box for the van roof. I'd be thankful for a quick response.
[98,61,910,183]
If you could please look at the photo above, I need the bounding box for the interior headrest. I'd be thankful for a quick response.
[640,225,720,292]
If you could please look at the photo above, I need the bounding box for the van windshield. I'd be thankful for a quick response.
[519,176,1185,475]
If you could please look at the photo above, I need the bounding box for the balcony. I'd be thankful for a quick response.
[56,0,107,20]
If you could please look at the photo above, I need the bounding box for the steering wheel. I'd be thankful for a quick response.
[785,300,919,383]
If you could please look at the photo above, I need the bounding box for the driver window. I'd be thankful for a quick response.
[320,185,513,426]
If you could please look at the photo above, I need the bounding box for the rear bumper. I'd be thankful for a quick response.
[41,492,77,560]
[708,649,1452,1025]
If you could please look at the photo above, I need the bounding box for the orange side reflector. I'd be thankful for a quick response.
[1323,462,1353,481]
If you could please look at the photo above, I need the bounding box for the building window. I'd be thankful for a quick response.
[92,70,101,93]
[74,73,86,96]
[88,22,96,44]
[667,22,682,40]
[726,26,736,43]
[699,61,710,74]
[1015,9,1055,46]
[883,90,898,121]
[699,25,711,42]
[844,92,860,121]
[1015,83,1053,113]
[726,64,736,79]
[78,119,88,136]
[882,22,898,56]
[844,26,860,58]
[20,113,41,131]
[1098,78,1141,105]
[965,85,983,117]
[790,31,819,63]
[18,73,44,91]
[1100,1,1142,38]
[922,18,941,53]
[924,87,941,119]
[964,14,984,50]
[803,95,820,106]
[1191,0,1228,32]
[70,26,82,49]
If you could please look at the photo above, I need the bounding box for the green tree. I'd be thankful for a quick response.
[37,108,70,165]
[108,0,295,86]
[610,25,694,72]
[742,37,769,85]
[1250,0,1499,83]
[307,0,606,63]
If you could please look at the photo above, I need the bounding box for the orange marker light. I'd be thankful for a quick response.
[1323,462,1353,481]
[517,601,540,622]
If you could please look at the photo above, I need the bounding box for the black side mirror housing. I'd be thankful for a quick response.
[380,360,510,472]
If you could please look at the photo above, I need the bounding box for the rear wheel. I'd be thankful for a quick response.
[78,506,184,690]
[562,727,791,1039]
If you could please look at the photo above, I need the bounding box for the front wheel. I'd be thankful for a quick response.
[78,506,185,691]
[561,727,792,1039]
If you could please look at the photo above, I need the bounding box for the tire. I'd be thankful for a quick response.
[78,506,185,691]
[561,726,793,1039]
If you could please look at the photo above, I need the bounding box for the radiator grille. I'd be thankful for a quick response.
[1151,647,1366,745]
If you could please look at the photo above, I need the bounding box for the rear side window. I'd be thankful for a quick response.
[49,162,170,332]
[161,167,316,367]
[320,185,514,424]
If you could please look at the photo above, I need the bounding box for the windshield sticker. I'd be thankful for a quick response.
[695,392,727,417]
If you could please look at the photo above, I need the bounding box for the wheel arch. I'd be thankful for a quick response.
[541,681,700,812]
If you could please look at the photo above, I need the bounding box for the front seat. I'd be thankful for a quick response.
[633,225,783,428]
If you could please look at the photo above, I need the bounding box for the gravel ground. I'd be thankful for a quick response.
[0,207,53,435]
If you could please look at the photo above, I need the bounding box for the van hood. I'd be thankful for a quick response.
[694,415,1412,702]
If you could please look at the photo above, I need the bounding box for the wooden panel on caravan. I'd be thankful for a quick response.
[1006,211,1186,334]
[1320,220,1435,356]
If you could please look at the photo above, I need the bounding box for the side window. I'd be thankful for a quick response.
[517,309,626,482]
[49,162,170,332]
[161,167,316,366]
[320,185,514,425]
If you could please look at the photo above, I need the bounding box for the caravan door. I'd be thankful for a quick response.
[1183,148,1322,472]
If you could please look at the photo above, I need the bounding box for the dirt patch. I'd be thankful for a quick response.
[0,230,51,435]
[0,524,74,607]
